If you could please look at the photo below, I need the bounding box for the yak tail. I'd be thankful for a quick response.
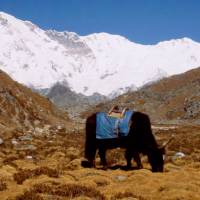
[84,113,97,161]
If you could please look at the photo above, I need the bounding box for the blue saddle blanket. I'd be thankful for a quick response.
[96,110,133,139]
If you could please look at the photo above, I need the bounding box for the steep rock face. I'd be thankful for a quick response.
[82,67,200,124]
[46,30,94,56]
[0,69,69,132]
[38,83,107,118]
[1,12,200,97]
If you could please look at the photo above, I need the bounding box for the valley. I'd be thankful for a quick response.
[0,68,200,200]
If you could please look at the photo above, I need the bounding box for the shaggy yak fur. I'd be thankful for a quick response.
[82,111,165,172]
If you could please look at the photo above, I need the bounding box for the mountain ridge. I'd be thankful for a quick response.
[1,11,200,97]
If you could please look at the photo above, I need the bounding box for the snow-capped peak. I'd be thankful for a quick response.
[0,12,200,96]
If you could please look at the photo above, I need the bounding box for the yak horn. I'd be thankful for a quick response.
[161,135,175,148]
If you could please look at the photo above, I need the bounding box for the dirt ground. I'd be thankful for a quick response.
[0,125,200,200]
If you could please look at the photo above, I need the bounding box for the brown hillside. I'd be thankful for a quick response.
[0,69,71,135]
[82,67,200,124]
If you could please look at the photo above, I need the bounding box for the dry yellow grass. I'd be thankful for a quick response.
[0,126,200,200]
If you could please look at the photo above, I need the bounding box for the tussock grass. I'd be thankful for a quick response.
[3,155,18,165]
[106,149,126,166]
[34,166,60,177]
[1,125,200,200]
[0,179,7,191]
[13,166,60,184]
[65,147,80,161]
[16,191,44,200]
[111,191,146,200]
[16,182,105,200]
[94,178,109,187]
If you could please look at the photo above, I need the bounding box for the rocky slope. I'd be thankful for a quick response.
[82,67,200,124]
[0,69,70,137]
[38,83,107,118]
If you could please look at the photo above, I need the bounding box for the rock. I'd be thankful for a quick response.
[57,125,66,133]
[33,127,44,136]
[172,152,186,161]
[184,96,200,119]
[114,175,127,182]
[11,138,18,145]
[175,152,185,158]
[57,125,63,130]
[43,124,51,131]
[0,138,4,145]
[26,155,33,160]
[16,144,37,151]
[19,134,32,141]
[33,120,40,126]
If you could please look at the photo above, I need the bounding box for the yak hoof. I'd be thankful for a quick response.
[102,166,108,170]
[81,160,94,168]
[137,164,143,169]
[125,165,132,171]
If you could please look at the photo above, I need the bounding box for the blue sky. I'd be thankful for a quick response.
[0,0,199,44]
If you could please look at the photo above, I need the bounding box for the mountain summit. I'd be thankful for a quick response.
[1,11,200,96]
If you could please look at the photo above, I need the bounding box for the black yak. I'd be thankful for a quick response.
[82,110,167,172]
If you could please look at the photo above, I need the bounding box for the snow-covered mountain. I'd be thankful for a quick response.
[1,11,200,96]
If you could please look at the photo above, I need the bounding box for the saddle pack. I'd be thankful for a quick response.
[96,107,133,139]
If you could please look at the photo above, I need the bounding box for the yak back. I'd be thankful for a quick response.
[96,110,133,139]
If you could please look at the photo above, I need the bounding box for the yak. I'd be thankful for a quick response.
[82,109,169,172]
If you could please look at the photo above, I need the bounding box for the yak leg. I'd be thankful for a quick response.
[89,159,96,168]
[98,148,108,169]
[85,145,97,168]
[125,149,132,169]
[126,150,143,169]
[132,152,143,169]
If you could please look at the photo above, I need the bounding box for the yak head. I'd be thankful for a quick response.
[149,135,174,172]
